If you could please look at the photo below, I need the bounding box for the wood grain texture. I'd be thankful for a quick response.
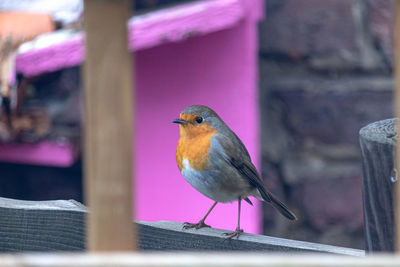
[137,221,363,255]
[0,198,86,252]
[360,119,397,252]
[83,0,135,251]
[0,197,363,255]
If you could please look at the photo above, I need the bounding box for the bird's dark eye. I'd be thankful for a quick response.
[195,117,204,124]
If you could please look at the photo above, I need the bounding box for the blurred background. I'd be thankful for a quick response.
[0,0,394,250]
[259,0,393,249]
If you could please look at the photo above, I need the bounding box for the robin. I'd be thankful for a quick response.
[173,105,296,239]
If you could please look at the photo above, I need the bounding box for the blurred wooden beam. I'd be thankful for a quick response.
[4,253,400,267]
[83,0,135,251]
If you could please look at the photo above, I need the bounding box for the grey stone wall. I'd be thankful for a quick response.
[258,0,394,249]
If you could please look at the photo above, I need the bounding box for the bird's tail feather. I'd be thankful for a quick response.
[269,192,297,220]
[260,190,297,221]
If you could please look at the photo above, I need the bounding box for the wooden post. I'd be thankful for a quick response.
[83,0,135,251]
[360,119,396,252]
[394,0,400,253]
[396,0,400,253]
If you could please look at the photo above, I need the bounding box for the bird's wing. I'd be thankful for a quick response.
[213,133,272,202]
[213,133,297,220]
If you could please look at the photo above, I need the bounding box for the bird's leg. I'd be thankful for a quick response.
[224,197,244,239]
[184,201,218,229]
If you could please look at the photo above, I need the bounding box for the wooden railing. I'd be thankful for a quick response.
[0,197,363,255]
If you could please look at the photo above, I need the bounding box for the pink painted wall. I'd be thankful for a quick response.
[0,142,75,167]
[135,16,261,233]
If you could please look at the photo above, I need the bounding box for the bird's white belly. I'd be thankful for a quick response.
[180,158,237,202]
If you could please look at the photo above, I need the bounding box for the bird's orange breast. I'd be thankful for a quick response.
[176,122,218,172]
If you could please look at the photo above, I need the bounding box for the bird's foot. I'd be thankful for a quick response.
[183,220,211,230]
[223,228,243,239]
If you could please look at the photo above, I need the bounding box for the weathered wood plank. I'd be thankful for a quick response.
[0,198,85,252]
[0,197,364,255]
[360,119,396,252]
[138,221,364,255]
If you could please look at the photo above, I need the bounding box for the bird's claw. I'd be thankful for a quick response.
[223,228,243,239]
[183,221,211,230]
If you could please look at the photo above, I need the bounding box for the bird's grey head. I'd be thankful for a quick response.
[172,105,226,131]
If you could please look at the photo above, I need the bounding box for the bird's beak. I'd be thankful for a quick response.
[172,118,187,124]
